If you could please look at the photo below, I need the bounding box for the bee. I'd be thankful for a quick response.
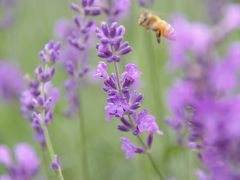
[138,12,176,43]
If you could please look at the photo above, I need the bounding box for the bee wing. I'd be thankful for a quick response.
[165,26,176,40]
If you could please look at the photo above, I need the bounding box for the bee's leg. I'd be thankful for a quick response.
[156,31,161,44]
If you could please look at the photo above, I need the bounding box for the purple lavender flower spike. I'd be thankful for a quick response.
[96,21,164,178]
[21,41,65,178]
[20,41,61,146]
[95,22,165,175]
[55,1,101,117]
[0,143,39,179]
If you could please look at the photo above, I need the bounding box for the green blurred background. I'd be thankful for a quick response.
[1,0,239,179]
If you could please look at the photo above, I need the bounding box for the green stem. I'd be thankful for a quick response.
[41,122,65,180]
[40,81,64,180]
[113,62,165,180]
[136,135,164,180]
[77,86,90,180]
[113,62,123,96]
[41,147,52,180]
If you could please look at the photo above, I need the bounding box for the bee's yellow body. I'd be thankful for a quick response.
[138,12,175,43]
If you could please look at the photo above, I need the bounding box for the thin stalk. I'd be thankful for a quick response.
[77,85,90,180]
[41,147,52,180]
[41,121,65,180]
[40,81,64,180]
[136,135,164,180]
[113,62,123,96]
[113,62,165,180]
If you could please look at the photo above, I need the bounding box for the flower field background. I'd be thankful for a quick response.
[0,0,240,180]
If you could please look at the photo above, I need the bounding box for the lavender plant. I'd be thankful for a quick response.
[55,1,102,179]
[0,143,39,180]
[20,40,64,180]
[95,21,164,179]
[167,3,240,179]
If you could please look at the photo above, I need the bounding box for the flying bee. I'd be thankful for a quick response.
[138,12,176,43]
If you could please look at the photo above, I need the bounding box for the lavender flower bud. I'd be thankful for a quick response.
[51,155,61,171]
[39,40,61,65]
[95,22,131,63]
[118,125,130,132]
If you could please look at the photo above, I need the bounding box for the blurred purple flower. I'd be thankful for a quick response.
[55,1,102,117]
[220,4,240,33]
[168,16,211,70]
[54,19,74,40]
[0,62,23,103]
[97,0,131,22]
[0,143,39,179]
[167,6,240,179]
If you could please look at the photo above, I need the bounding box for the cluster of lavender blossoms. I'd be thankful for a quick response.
[0,143,39,180]
[55,0,134,117]
[20,41,64,179]
[167,3,240,179]
[54,0,101,117]
[95,22,163,160]
[0,62,23,103]
[21,41,60,146]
